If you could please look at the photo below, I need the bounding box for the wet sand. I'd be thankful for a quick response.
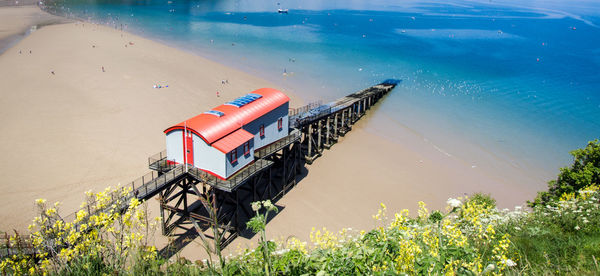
[0,5,68,53]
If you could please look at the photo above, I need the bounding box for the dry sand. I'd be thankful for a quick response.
[0,5,547,260]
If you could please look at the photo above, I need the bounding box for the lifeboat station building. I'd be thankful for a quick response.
[164,88,289,179]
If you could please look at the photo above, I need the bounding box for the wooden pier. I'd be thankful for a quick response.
[14,80,399,258]
[291,82,397,163]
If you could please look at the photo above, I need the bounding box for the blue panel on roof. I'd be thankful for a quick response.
[225,93,264,108]
[247,93,262,100]
[203,110,225,117]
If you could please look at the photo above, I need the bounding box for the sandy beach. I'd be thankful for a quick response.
[0,6,290,232]
[0,5,546,260]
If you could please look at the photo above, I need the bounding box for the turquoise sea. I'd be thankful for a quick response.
[46,0,600,182]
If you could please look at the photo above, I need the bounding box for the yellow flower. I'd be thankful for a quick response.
[45,208,57,216]
[394,239,422,273]
[559,192,576,202]
[286,237,308,254]
[390,209,410,230]
[418,201,429,220]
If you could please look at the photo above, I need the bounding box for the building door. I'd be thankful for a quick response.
[184,130,194,165]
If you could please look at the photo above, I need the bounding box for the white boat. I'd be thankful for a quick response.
[278,9,288,14]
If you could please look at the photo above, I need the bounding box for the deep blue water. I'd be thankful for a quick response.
[47,0,600,181]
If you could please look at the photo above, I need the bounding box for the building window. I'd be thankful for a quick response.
[229,149,237,163]
[243,141,250,156]
[278,118,283,131]
[259,124,265,137]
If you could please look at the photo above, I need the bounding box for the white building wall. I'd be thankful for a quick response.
[243,103,289,150]
[165,130,183,164]
[193,133,227,178]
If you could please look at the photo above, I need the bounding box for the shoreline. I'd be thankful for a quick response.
[0,4,70,54]
[0,4,551,261]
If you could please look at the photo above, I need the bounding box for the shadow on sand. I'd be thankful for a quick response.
[158,166,309,259]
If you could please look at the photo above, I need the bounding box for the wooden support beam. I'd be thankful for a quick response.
[325,116,331,148]
[317,120,322,152]
[307,124,312,158]
[358,100,362,115]
[333,113,338,138]
[234,190,240,234]
[159,191,166,235]
[190,182,202,198]
[282,145,287,196]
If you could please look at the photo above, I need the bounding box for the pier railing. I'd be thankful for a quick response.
[0,233,36,258]
[148,150,176,172]
[60,166,186,224]
[255,129,301,159]
[289,101,322,117]
[133,166,186,199]
[290,104,332,128]
[187,159,274,192]
[148,150,166,166]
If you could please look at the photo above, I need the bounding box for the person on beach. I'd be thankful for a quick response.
[102,66,105,72]
[51,71,54,75]
[216,91,220,97]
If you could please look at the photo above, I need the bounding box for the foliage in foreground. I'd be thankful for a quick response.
[502,185,600,274]
[0,186,162,275]
[532,139,600,207]
[1,141,600,275]
[226,188,599,275]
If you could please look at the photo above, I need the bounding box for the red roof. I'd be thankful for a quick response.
[165,88,289,144]
[212,128,254,153]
